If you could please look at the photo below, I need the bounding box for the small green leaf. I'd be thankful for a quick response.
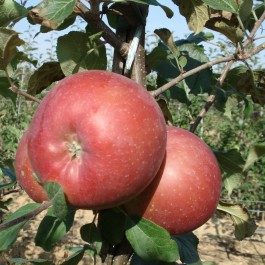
[0,0,28,26]
[61,248,85,265]
[0,203,40,251]
[217,201,258,240]
[57,31,107,76]
[244,143,265,171]
[27,62,65,95]
[44,182,69,220]
[125,216,179,262]
[214,149,245,176]
[173,233,201,265]
[187,32,214,44]
[35,207,75,251]
[202,0,239,14]
[157,97,173,124]
[97,208,126,245]
[80,223,102,254]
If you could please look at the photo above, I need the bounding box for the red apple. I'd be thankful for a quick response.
[124,126,222,235]
[14,131,48,203]
[23,70,166,209]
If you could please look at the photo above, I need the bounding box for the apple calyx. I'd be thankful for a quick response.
[68,140,82,160]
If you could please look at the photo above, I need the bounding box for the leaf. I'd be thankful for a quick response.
[0,203,41,251]
[35,207,75,251]
[57,31,107,76]
[61,248,85,265]
[173,233,201,264]
[0,70,16,102]
[29,0,77,29]
[173,0,210,34]
[44,182,69,220]
[244,143,265,171]
[125,216,179,262]
[239,0,253,22]
[202,0,239,13]
[214,149,245,176]
[97,208,126,245]
[217,201,257,240]
[205,13,244,43]
[223,174,242,197]
[157,97,173,124]
[11,258,53,265]
[0,28,25,70]
[27,62,65,95]
[80,223,102,254]
[186,32,214,44]
[0,0,28,26]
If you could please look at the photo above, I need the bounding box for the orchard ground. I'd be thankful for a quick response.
[2,192,265,265]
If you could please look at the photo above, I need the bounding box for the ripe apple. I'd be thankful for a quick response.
[22,70,166,209]
[124,126,222,235]
[15,131,48,203]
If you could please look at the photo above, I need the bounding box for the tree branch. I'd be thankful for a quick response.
[189,60,234,133]
[75,1,129,57]
[5,70,41,104]
[243,10,265,48]
[0,200,52,232]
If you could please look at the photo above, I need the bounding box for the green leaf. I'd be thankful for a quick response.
[57,31,107,76]
[214,149,245,176]
[0,203,41,251]
[173,233,201,265]
[0,0,28,26]
[187,32,214,44]
[173,0,209,34]
[44,182,69,220]
[27,62,65,95]
[97,208,126,245]
[239,0,253,22]
[29,0,77,29]
[244,143,265,171]
[157,97,173,123]
[223,174,242,197]
[217,201,257,240]
[61,248,85,265]
[80,223,102,254]
[11,258,53,265]
[35,207,75,251]
[0,70,16,102]
[125,216,179,262]
[130,254,170,265]
[202,0,239,13]
[0,28,25,70]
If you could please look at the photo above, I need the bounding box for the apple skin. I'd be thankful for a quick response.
[14,131,48,203]
[124,126,222,235]
[25,70,167,209]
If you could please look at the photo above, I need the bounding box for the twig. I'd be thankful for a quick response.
[189,60,234,133]
[75,1,129,57]
[150,55,235,97]
[244,10,265,48]
[5,70,41,103]
[0,200,52,232]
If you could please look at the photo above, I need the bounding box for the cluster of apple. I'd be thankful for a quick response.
[15,70,222,235]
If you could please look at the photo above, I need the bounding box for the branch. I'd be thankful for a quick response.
[75,1,129,57]
[5,70,41,103]
[150,55,235,97]
[0,200,52,232]
[189,60,234,133]
[244,10,265,48]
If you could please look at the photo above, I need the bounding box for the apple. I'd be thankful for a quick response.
[20,70,166,209]
[15,131,48,203]
[124,126,222,235]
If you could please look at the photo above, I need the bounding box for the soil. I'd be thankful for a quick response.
[1,192,265,265]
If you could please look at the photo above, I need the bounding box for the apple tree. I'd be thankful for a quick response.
[0,0,265,264]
